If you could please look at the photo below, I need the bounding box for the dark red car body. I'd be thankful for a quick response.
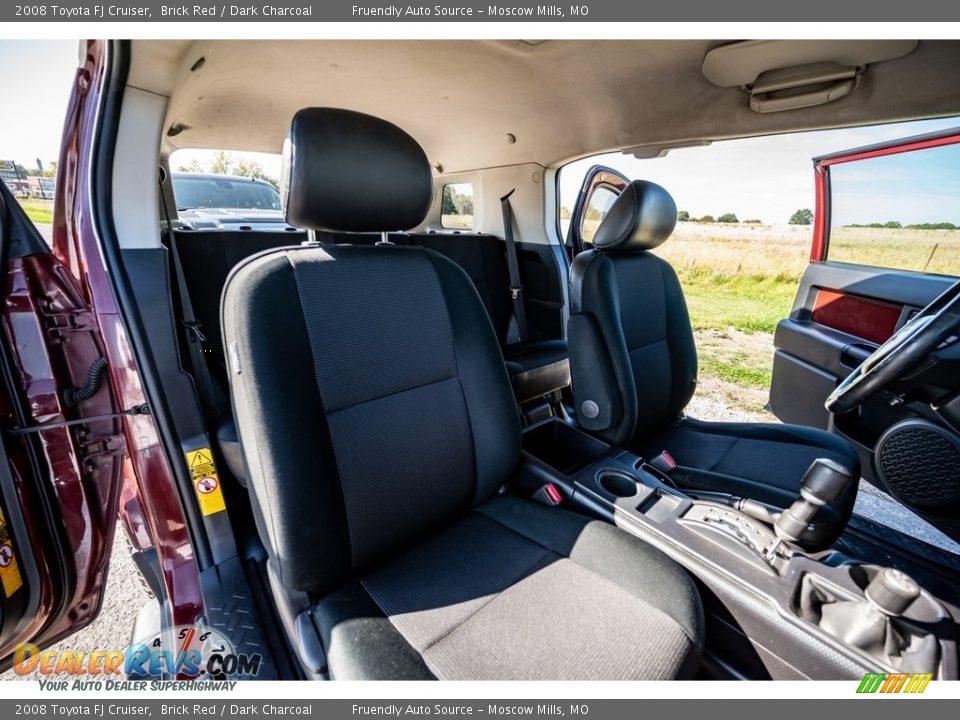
[0,39,201,661]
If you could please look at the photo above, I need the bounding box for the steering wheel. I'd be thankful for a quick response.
[826,279,960,414]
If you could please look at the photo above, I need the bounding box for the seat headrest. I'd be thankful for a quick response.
[592,180,677,253]
[281,108,432,233]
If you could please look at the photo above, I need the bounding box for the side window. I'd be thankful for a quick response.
[827,142,960,276]
[441,183,474,230]
[1,160,57,246]
[581,185,619,244]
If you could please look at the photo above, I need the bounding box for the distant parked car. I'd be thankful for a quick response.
[171,172,290,229]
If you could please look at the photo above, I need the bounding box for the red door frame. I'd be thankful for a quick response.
[1,40,203,662]
[62,40,204,639]
[811,126,960,262]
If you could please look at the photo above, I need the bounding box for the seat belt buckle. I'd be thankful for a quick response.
[532,483,563,507]
[510,286,523,300]
[649,450,678,475]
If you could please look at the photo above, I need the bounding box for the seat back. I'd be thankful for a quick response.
[175,228,307,389]
[408,232,514,343]
[175,229,513,392]
[567,180,696,446]
[223,109,520,594]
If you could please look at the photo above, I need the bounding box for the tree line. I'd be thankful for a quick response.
[844,221,957,231]
[177,151,280,188]
[677,208,811,225]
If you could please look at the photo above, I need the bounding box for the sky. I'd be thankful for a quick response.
[0,40,78,168]
[558,118,960,226]
[827,143,960,226]
[1,39,958,226]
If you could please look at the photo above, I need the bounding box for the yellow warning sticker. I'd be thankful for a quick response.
[0,540,23,597]
[185,448,227,517]
[0,507,23,597]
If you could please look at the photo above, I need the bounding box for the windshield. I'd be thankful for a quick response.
[172,175,281,211]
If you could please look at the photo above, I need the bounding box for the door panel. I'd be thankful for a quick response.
[810,289,903,345]
[770,126,960,510]
[771,262,952,446]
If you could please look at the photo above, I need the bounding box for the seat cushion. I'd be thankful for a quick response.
[314,495,703,680]
[409,233,514,343]
[503,339,571,403]
[634,418,860,548]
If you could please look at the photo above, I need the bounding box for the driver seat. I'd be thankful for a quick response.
[567,180,860,549]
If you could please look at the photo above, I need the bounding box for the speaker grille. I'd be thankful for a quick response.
[876,420,960,509]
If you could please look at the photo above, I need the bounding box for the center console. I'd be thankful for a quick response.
[518,418,959,680]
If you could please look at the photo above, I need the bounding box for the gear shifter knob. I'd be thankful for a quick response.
[799,457,853,504]
[865,568,920,616]
[775,458,855,546]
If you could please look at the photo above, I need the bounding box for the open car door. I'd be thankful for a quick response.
[769,125,960,542]
[567,165,630,258]
[0,70,126,668]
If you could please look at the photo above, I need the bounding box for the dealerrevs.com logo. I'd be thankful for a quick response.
[13,625,262,688]
[857,672,933,694]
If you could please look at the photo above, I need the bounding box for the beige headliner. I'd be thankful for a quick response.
[130,39,960,173]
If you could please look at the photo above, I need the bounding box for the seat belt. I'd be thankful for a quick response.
[500,190,529,344]
[159,186,220,420]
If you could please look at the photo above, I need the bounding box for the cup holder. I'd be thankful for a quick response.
[597,470,639,498]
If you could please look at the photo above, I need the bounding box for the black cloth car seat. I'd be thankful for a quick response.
[567,180,859,549]
[222,109,703,680]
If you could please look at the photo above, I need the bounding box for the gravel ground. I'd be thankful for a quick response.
[4,389,956,679]
[2,525,152,680]
[36,223,53,244]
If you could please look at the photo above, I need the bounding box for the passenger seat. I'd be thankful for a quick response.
[171,178,568,492]
[222,107,703,680]
[566,179,859,549]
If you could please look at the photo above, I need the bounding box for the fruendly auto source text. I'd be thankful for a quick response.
[351,5,587,18]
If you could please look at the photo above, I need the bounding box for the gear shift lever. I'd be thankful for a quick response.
[774,457,854,549]
[813,568,938,673]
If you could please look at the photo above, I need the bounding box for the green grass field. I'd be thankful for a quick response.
[653,222,959,411]
[17,198,54,225]
[656,223,809,330]
[660,222,960,335]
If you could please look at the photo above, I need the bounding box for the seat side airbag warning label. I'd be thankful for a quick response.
[186,448,227,516]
